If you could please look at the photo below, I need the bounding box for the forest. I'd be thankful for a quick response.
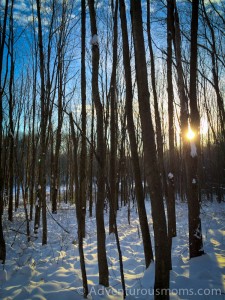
[0,0,225,299]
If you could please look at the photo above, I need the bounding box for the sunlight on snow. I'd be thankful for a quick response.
[210,238,221,247]
[215,253,225,268]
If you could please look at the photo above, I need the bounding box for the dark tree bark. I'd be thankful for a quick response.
[88,99,95,218]
[146,0,168,203]
[8,0,15,222]
[70,113,88,298]
[166,0,177,245]
[114,212,126,299]
[79,0,87,239]
[0,0,9,264]
[188,0,204,259]
[130,1,170,297]
[173,0,189,137]
[14,127,31,243]
[36,0,47,245]
[173,0,204,259]
[51,3,65,214]
[88,0,109,287]
[109,0,118,235]
[173,0,189,203]
[29,29,38,221]
[119,0,153,268]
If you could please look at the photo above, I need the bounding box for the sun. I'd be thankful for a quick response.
[186,128,195,141]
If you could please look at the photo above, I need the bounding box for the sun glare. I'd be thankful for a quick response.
[186,128,195,141]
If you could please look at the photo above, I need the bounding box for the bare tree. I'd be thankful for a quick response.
[130,1,170,297]
[88,0,109,287]
[109,0,118,234]
[119,0,153,268]
[79,0,88,240]
[188,0,204,258]
[70,113,88,298]
[51,0,67,214]
[36,0,48,245]
[0,0,9,264]
[146,0,168,203]
[7,0,14,222]
[29,5,38,221]
[166,0,177,266]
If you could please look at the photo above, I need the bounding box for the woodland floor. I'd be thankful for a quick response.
[0,194,225,299]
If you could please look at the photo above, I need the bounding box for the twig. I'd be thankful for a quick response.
[10,228,37,239]
[11,220,26,247]
[46,206,70,234]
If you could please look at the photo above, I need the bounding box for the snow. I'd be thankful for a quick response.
[168,173,174,179]
[190,142,197,158]
[193,225,202,239]
[1,199,225,299]
[90,34,99,46]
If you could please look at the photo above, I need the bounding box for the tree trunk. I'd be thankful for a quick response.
[109,0,118,235]
[188,0,204,258]
[119,0,153,268]
[173,0,189,138]
[88,0,109,287]
[130,1,170,297]
[36,0,47,245]
[0,0,9,264]
[8,0,14,222]
[70,113,88,298]
[166,0,177,246]
[51,57,63,214]
[146,0,168,203]
[89,100,95,217]
[79,0,87,239]
[29,51,37,221]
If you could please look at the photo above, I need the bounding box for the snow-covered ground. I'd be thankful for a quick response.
[0,199,225,299]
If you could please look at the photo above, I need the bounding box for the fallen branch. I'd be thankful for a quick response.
[10,228,37,245]
[46,206,70,234]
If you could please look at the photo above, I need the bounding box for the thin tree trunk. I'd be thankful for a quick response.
[146,0,168,202]
[166,0,177,266]
[15,148,31,243]
[70,113,88,298]
[51,1,66,214]
[36,0,47,245]
[8,0,14,222]
[173,1,189,138]
[0,0,9,264]
[51,73,63,214]
[112,208,126,298]
[166,0,176,235]
[88,0,109,287]
[109,0,118,235]
[79,0,87,239]
[188,0,204,258]
[89,100,94,217]
[130,1,170,297]
[173,0,204,258]
[29,46,37,221]
[119,0,153,268]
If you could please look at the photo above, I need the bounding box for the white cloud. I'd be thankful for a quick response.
[14,1,29,12]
